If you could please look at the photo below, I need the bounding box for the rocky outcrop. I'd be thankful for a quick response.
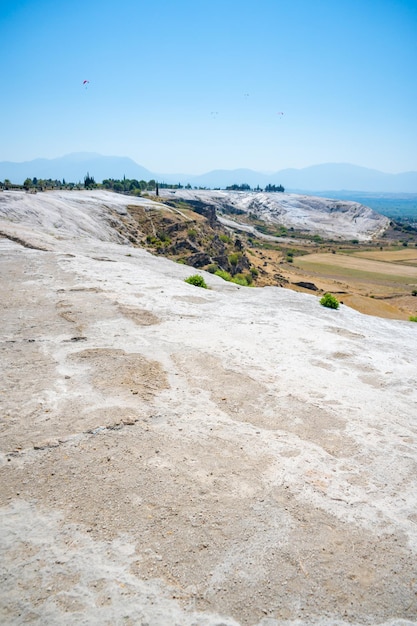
[293,281,319,291]
[185,252,212,268]
[159,189,390,241]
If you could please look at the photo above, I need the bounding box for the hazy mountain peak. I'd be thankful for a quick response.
[1,154,417,192]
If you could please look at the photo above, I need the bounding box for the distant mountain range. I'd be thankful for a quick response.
[0,153,153,186]
[1,152,417,193]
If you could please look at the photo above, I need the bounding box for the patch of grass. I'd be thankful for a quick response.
[409,315,417,322]
[215,269,232,281]
[156,231,171,244]
[213,271,253,287]
[320,293,340,309]
[146,234,171,249]
[185,274,208,288]
[232,273,251,286]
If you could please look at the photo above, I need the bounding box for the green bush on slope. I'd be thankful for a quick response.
[320,293,340,309]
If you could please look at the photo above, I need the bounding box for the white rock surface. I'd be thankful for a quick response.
[0,190,416,625]
[159,188,390,241]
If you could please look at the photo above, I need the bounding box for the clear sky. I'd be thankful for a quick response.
[1,0,416,174]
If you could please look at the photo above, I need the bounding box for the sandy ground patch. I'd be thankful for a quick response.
[354,248,417,262]
[296,252,417,279]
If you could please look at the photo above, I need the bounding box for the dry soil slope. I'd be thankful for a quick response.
[0,190,416,626]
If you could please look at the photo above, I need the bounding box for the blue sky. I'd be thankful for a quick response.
[1,0,416,174]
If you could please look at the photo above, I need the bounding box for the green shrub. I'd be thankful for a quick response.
[156,231,171,243]
[412,289,417,297]
[215,269,232,281]
[185,274,208,288]
[244,272,253,285]
[207,264,219,274]
[250,266,259,277]
[320,293,340,309]
[409,315,417,322]
[219,234,232,243]
[232,273,249,286]
[228,252,241,267]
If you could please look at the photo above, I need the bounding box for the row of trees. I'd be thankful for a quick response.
[265,184,285,192]
[0,177,75,191]
[1,175,284,194]
[101,177,194,194]
[0,177,202,193]
[0,176,92,191]
[226,183,285,192]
